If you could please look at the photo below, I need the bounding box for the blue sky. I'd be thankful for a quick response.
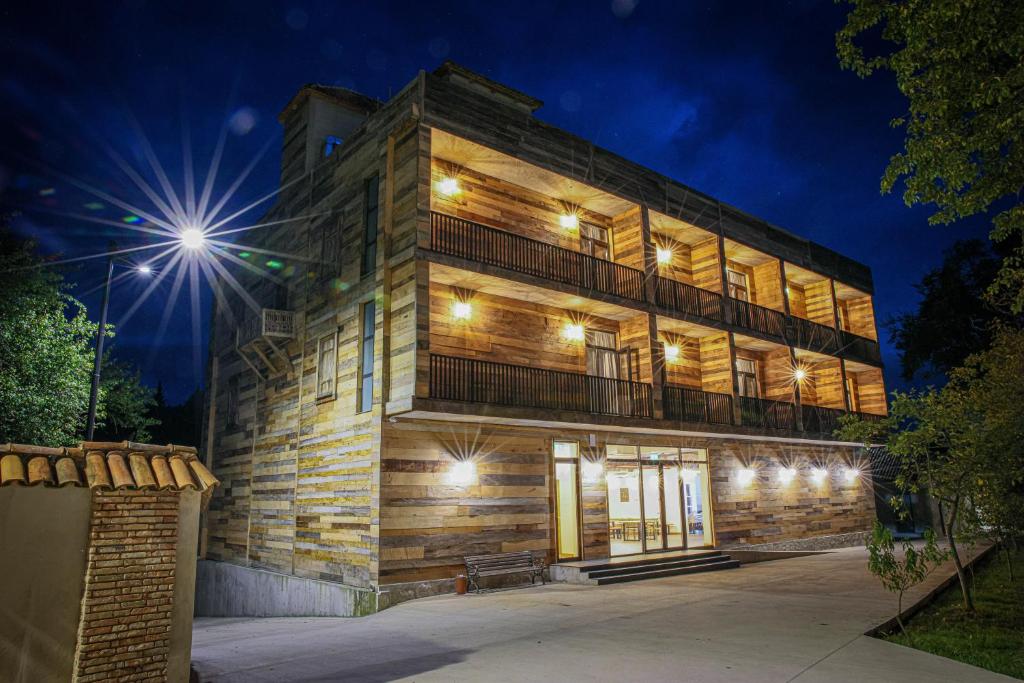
[0,1,990,403]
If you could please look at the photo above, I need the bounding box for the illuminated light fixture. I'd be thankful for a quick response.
[563,322,585,342]
[785,286,791,295]
[582,460,605,484]
[656,247,673,265]
[559,213,579,230]
[137,264,152,275]
[779,467,797,485]
[794,368,808,383]
[448,459,476,486]
[452,300,472,320]
[737,467,756,487]
[844,467,860,483]
[180,227,205,249]
[664,344,680,362]
[438,176,460,196]
[811,467,828,485]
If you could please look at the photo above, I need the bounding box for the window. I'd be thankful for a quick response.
[727,268,749,301]
[846,375,860,411]
[319,220,341,282]
[226,376,240,428]
[579,223,611,260]
[735,357,760,398]
[585,329,619,380]
[361,174,380,276]
[837,301,850,332]
[358,301,376,412]
[324,135,343,157]
[316,333,337,400]
[553,441,580,560]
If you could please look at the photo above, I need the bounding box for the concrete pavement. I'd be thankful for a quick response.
[192,546,1014,682]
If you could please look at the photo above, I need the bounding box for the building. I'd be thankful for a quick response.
[199,62,885,616]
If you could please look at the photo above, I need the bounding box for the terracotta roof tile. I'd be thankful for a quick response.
[0,441,218,495]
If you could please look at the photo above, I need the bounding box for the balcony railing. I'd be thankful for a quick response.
[840,330,883,365]
[654,277,724,322]
[788,316,839,354]
[801,404,847,435]
[729,298,787,339]
[663,385,734,425]
[237,308,296,348]
[738,395,797,430]
[429,354,653,418]
[431,212,646,302]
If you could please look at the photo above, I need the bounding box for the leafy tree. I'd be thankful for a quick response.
[0,230,97,446]
[866,521,947,639]
[888,239,1008,382]
[836,0,1024,313]
[0,228,160,446]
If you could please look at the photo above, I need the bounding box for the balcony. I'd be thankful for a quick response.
[787,316,839,354]
[430,212,646,303]
[429,354,653,419]
[840,330,882,365]
[663,385,734,425]
[800,404,847,435]
[654,277,724,322]
[729,298,787,339]
[236,308,296,377]
[738,395,797,431]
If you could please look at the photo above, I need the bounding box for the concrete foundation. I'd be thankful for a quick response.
[194,561,378,617]
[721,530,868,552]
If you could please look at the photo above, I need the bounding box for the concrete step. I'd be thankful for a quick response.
[584,553,730,579]
[591,557,740,585]
[578,550,724,574]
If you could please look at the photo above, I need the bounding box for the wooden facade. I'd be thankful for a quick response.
[203,63,887,608]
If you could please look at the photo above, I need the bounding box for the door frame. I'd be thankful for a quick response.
[552,440,583,562]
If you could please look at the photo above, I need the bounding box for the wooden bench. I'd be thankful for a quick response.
[464,551,546,593]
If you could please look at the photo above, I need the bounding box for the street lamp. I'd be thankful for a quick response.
[84,258,155,440]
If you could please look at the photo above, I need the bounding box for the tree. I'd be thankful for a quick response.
[836,0,1024,313]
[0,230,97,446]
[888,239,1009,382]
[0,228,160,446]
[866,521,947,639]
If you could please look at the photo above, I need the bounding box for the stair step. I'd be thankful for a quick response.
[593,558,740,585]
[579,550,723,573]
[584,554,731,579]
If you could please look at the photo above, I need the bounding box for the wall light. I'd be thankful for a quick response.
[663,344,680,362]
[582,460,605,484]
[656,247,673,265]
[794,368,808,383]
[844,467,860,483]
[778,467,797,485]
[452,300,472,320]
[137,264,152,275]
[180,227,205,250]
[448,459,476,486]
[811,467,828,485]
[438,177,460,196]
[563,322,585,342]
[737,467,756,487]
[559,213,579,230]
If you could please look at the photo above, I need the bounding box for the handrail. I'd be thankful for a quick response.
[654,277,724,322]
[728,298,786,338]
[738,395,797,430]
[429,354,653,418]
[788,316,839,354]
[430,212,646,302]
[663,385,734,425]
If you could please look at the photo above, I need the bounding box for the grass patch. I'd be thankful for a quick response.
[884,548,1024,679]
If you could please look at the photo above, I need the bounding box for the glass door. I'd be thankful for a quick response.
[553,442,580,561]
[641,447,685,551]
[606,445,642,556]
[681,449,713,548]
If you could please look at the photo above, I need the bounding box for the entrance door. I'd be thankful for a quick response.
[640,447,685,552]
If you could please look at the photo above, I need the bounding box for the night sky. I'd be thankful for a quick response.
[1,1,990,404]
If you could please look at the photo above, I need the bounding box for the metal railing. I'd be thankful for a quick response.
[654,277,724,322]
[429,354,653,418]
[728,298,787,338]
[738,395,797,430]
[663,385,734,425]
[840,330,883,365]
[431,212,646,302]
[801,404,847,435]
[237,308,296,348]
[788,316,839,354]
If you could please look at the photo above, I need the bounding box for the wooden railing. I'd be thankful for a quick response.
[788,316,839,354]
[728,298,787,338]
[738,396,797,430]
[429,354,653,418]
[663,385,734,425]
[801,404,847,435]
[430,212,646,302]
[840,330,883,365]
[654,277,724,322]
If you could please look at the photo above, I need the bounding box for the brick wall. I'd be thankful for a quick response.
[73,490,180,682]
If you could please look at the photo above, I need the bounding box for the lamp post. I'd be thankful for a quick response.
[84,258,155,440]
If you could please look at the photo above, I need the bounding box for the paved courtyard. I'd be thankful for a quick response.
[192,546,1013,682]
